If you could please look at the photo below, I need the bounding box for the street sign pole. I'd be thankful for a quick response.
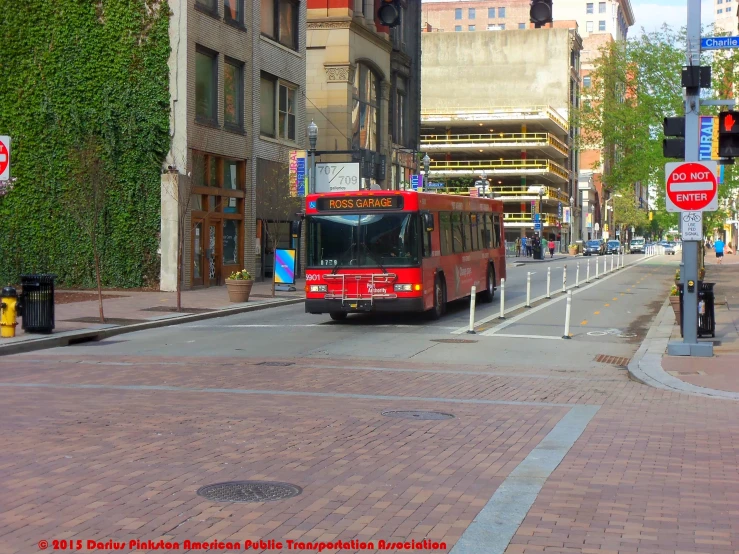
[668,0,713,357]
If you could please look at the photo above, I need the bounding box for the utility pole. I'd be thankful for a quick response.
[666,0,713,357]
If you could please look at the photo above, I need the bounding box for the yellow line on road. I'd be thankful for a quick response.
[604,303,610,307]
[580,320,588,325]
[613,297,618,301]
[594,311,600,315]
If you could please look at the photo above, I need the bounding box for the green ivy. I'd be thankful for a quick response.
[0,0,170,287]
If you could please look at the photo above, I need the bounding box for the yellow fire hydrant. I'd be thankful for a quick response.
[1,286,19,338]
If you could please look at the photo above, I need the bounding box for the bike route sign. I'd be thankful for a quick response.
[681,211,703,241]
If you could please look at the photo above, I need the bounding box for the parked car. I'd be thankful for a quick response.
[663,242,678,255]
[630,238,645,254]
[606,240,622,254]
[583,240,605,256]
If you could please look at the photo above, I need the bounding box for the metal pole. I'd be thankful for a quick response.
[499,278,506,319]
[562,290,572,339]
[467,286,477,334]
[562,265,567,292]
[310,148,316,195]
[546,267,551,298]
[576,262,580,288]
[526,272,532,307]
[667,0,710,356]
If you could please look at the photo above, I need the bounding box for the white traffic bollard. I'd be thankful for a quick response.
[562,265,567,292]
[611,253,614,272]
[603,254,607,275]
[546,267,551,298]
[586,260,591,283]
[576,262,580,288]
[499,278,506,319]
[596,257,600,279]
[562,290,572,339]
[526,272,532,307]
[468,286,477,334]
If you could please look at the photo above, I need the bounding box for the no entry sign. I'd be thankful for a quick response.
[665,161,718,213]
[0,136,9,181]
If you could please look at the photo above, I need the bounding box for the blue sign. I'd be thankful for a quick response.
[427,182,445,188]
[296,158,306,197]
[701,36,739,49]
[410,175,423,190]
[534,221,542,231]
[699,116,713,161]
[534,213,541,222]
[309,201,316,209]
[558,202,562,218]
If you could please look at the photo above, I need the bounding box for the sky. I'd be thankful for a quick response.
[421,0,716,35]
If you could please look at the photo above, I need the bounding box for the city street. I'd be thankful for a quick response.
[3,254,739,554]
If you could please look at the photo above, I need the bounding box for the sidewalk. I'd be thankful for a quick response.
[507,253,572,264]
[629,256,739,398]
[0,280,305,355]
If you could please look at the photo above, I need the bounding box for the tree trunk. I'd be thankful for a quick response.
[94,251,105,324]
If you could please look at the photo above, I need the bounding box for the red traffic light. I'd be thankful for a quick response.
[719,111,739,134]
[378,0,401,27]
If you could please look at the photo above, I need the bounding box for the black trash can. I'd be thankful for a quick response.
[20,274,56,334]
[677,281,715,339]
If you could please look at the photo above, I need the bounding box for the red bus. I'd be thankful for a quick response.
[304,190,506,320]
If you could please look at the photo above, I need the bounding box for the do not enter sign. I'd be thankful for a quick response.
[665,161,718,213]
[0,136,9,182]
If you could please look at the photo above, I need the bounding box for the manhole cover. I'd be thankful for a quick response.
[381,410,455,420]
[196,481,302,503]
[430,339,477,344]
[255,362,295,367]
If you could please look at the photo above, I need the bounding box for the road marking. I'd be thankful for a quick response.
[450,405,599,554]
[477,333,562,340]
[580,320,588,325]
[594,311,600,315]
[604,303,610,307]
[612,297,618,301]
[0,381,590,408]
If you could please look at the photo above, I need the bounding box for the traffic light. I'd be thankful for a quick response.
[529,0,552,27]
[377,0,401,27]
[663,116,685,159]
[649,211,653,221]
[718,111,739,158]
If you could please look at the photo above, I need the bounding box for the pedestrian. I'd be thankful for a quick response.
[548,238,555,258]
[515,237,521,257]
[714,237,725,264]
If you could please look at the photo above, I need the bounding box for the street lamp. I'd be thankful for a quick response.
[308,120,318,194]
[422,153,430,187]
[538,185,546,233]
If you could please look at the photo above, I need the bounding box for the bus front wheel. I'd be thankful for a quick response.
[480,265,495,303]
[429,278,446,320]
[329,312,347,321]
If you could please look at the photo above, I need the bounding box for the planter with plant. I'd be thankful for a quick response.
[669,284,680,323]
[675,269,680,284]
[225,269,254,303]
[568,243,579,255]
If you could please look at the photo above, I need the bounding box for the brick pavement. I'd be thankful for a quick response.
[2,351,739,553]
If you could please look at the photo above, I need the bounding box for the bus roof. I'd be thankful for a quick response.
[305,189,504,215]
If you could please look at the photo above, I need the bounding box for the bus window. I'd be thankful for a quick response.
[440,212,452,256]
[493,214,502,248]
[452,212,464,253]
[469,213,479,251]
[422,214,432,258]
[477,212,486,249]
[463,213,473,251]
[484,213,494,248]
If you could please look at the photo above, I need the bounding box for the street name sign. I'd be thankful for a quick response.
[0,136,9,181]
[681,211,703,241]
[701,36,739,49]
[665,161,718,212]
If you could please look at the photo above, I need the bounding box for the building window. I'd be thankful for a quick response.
[260,73,297,141]
[586,21,593,32]
[393,78,407,146]
[224,58,243,130]
[469,24,476,30]
[519,22,526,28]
[586,2,593,13]
[352,64,379,152]
[728,6,733,11]
[196,0,217,14]
[224,0,244,26]
[499,7,506,17]
[718,8,724,12]
[261,0,298,51]
[488,7,495,17]
[598,20,606,30]
[195,48,217,124]
[469,8,476,18]
[583,75,591,87]
[487,24,496,29]
[499,23,505,29]
[455,25,462,31]
[599,1,606,12]
[455,8,462,19]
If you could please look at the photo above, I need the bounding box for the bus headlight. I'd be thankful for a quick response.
[394,284,412,292]
[309,285,328,292]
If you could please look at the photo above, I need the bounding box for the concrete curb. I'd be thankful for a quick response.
[0,297,305,356]
[513,256,569,264]
[627,299,739,400]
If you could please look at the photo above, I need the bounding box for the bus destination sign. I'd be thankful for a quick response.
[316,196,403,211]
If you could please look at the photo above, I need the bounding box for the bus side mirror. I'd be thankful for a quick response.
[423,212,434,232]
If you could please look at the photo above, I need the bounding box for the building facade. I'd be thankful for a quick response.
[161,0,307,290]
[714,0,739,33]
[420,28,582,245]
[305,0,422,192]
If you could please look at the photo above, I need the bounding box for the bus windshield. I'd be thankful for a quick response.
[308,213,420,268]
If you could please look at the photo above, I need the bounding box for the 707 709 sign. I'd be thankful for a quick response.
[315,162,361,193]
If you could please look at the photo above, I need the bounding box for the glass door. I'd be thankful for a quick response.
[208,223,222,286]
[192,222,204,287]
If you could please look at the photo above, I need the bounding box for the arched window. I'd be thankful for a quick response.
[352,64,379,152]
